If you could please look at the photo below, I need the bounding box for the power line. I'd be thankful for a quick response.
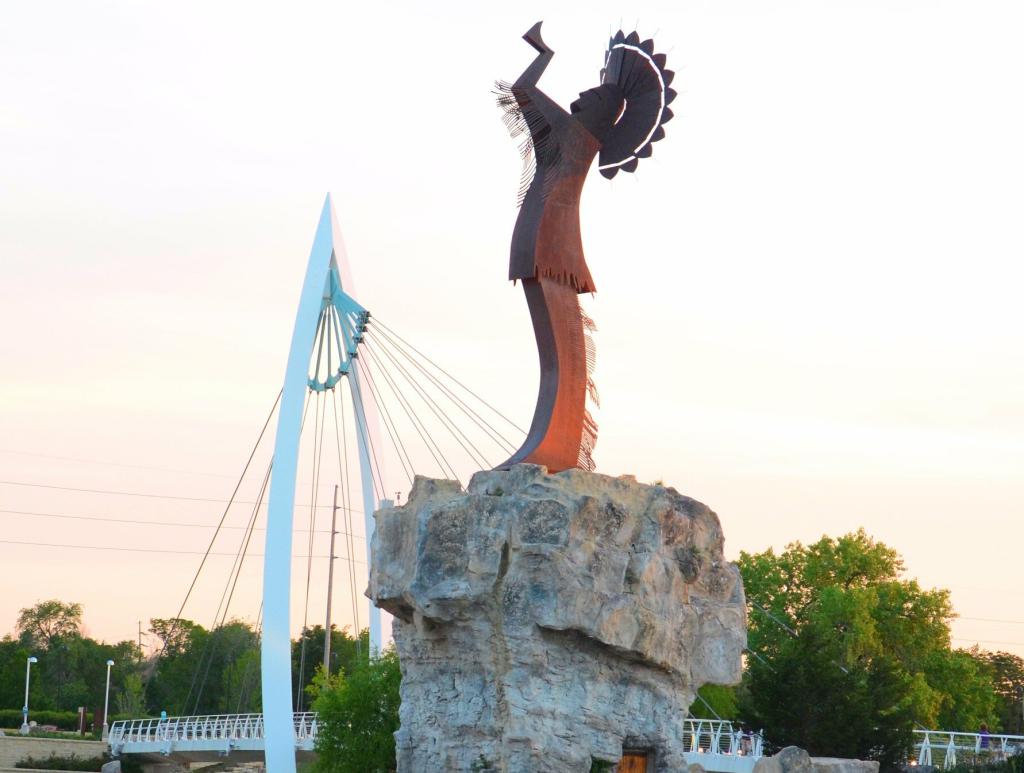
[0,448,235,478]
[0,507,365,538]
[0,479,362,513]
[957,617,1024,625]
[952,637,1024,648]
[0,537,363,562]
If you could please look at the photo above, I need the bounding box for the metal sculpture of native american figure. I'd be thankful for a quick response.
[495,22,675,472]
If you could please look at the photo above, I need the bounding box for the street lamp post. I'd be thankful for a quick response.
[102,660,114,740]
[20,656,38,735]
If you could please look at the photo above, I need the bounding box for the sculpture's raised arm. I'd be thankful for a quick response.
[510,22,568,126]
[514,22,554,89]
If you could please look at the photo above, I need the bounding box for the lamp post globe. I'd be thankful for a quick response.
[102,659,115,741]
[20,656,38,735]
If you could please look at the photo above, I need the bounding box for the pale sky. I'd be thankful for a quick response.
[1,0,1022,660]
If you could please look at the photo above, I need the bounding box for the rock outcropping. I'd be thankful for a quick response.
[754,746,880,773]
[369,464,747,772]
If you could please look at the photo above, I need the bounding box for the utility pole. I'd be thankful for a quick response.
[138,621,143,659]
[323,485,339,674]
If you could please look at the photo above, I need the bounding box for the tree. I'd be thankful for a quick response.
[144,619,260,715]
[16,600,83,650]
[311,648,401,773]
[743,617,917,768]
[2,603,146,714]
[923,648,998,731]
[116,672,146,716]
[292,625,370,706]
[976,651,1024,734]
[690,684,739,720]
[16,601,87,708]
[0,636,38,709]
[148,618,199,657]
[738,530,998,765]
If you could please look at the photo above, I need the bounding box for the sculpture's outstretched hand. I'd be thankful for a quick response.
[514,20,556,91]
[523,21,552,54]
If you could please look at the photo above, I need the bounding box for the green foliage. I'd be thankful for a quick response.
[115,672,146,717]
[689,684,740,720]
[15,753,142,772]
[589,759,615,772]
[1,607,365,719]
[1,620,139,716]
[0,637,36,709]
[1,601,373,724]
[145,618,260,715]
[0,708,88,730]
[976,651,1024,734]
[945,753,1024,773]
[16,601,83,650]
[291,625,369,708]
[311,648,402,773]
[739,529,999,766]
[924,648,999,730]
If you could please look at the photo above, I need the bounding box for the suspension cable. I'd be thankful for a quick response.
[144,389,282,702]
[367,326,520,454]
[183,390,314,713]
[346,365,387,501]
[694,690,725,721]
[357,339,459,479]
[297,392,328,711]
[363,335,490,471]
[187,461,272,714]
[372,318,526,433]
[349,341,415,485]
[332,386,361,646]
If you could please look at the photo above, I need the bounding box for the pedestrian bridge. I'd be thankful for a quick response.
[109,714,764,770]
[915,729,1024,769]
[110,713,1024,771]
[108,713,317,762]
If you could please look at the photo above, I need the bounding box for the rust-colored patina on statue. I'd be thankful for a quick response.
[496,22,675,472]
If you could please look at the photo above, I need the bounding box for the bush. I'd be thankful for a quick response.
[0,708,145,732]
[15,754,103,771]
[311,649,402,773]
[15,754,142,773]
[0,709,89,730]
[946,753,1024,773]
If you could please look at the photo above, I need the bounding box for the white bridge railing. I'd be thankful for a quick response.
[915,729,1024,769]
[684,719,764,758]
[109,713,762,768]
[108,712,318,757]
[683,719,764,773]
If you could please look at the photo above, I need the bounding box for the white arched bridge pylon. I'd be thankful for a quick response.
[260,195,527,773]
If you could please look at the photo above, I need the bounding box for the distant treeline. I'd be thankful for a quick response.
[0,599,366,722]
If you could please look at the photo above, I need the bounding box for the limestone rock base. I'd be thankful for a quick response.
[754,746,881,773]
[369,465,747,772]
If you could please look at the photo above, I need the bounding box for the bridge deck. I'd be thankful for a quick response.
[110,714,763,770]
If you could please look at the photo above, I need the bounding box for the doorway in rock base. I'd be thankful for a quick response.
[618,750,650,773]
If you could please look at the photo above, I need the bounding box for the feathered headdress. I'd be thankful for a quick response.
[598,31,676,179]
